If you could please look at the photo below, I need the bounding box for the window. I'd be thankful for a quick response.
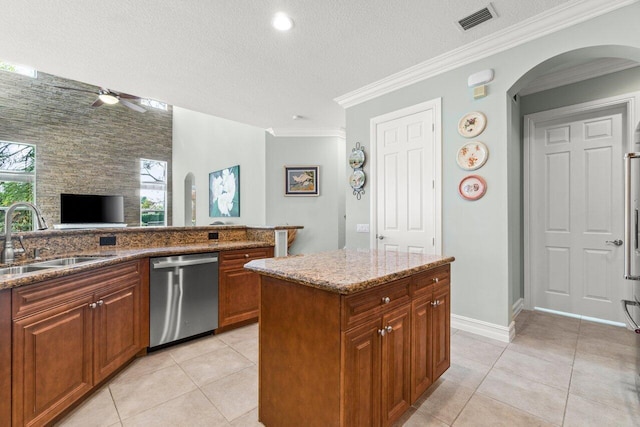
[140,159,167,226]
[0,141,36,232]
[140,98,168,111]
[0,61,37,78]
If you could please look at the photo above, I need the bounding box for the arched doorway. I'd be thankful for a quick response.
[508,46,640,325]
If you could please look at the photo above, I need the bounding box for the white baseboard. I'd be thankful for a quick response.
[512,298,524,318]
[451,314,514,343]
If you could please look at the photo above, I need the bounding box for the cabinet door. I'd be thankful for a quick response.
[432,283,450,380]
[342,319,382,427]
[13,297,93,427]
[219,248,273,328]
[410,294,433,403]
[380,305,411,427]
[93,279,142,383]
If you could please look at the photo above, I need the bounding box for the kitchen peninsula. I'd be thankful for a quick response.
[0,225,300,426]
[245,249,454,427]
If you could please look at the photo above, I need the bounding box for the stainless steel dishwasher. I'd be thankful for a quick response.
[149,252,219,349]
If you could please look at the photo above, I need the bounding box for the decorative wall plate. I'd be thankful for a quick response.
[349,149,365,169]
[349,170,366,189]
[456,141,488,170]
[458,175,487,201]
[458,111,487,138]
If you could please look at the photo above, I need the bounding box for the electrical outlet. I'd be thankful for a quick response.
[208,232,219,240]
[356,224,370,233]
[99,236,116,246]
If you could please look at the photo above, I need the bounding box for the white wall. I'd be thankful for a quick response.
[265,134,346,254]
[172,107,266,226]
[345,3,640,330]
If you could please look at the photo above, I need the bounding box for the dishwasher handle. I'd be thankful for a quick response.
[152,256,218,270]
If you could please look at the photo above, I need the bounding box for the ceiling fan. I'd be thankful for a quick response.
[53,85,146,113]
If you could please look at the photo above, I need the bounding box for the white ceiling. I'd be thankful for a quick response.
[0,0,623,132]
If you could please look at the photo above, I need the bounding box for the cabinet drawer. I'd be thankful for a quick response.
[12,260,142,320]
[412,265,449,297]
[220,248,273,267]
[342,278,411,330]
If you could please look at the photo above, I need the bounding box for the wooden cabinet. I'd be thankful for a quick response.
[0,290,12,427]
[342,282,412,427]
[11,260,146,427]
[410,265,451,402]
[259,264,451,427]
[219,247,273,328]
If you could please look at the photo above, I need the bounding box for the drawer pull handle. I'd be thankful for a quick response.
[382,297,391,304]
[385,325,393,334]
[378,328,386,337]
[433,277,439,283]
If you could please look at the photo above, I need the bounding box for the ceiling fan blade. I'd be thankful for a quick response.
[119,99,146,113]
[91,98,104,107]
[117,92,140,100]
[53,85,96,94]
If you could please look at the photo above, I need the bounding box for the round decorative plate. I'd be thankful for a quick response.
[349,149,365,169]
[458,111,487,138]
[458,175,487,201]
[349,170,366,189]
[456,141,489,170]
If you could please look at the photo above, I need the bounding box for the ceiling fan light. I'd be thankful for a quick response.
[98,93,119,105]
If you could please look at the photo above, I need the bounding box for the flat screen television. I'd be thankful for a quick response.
[59,193,125,228]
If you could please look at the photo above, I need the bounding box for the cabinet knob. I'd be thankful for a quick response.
[382,296,391,304]
[385,325,393,334]
[97,300,104,306]
[431,300,441,307]
[433,277,439,283]
[244,254,249,258]
[89,302,97,309]
[378,328,386,337]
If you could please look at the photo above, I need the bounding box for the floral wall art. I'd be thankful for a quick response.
[209,165,240,217]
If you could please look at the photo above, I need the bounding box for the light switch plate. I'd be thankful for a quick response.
[356,224,370,233]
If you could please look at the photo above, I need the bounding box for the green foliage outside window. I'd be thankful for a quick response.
[0,142,36,232]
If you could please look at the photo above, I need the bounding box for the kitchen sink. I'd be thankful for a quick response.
[0,256,111,276]
[0,265,56,275]
[33,256,109,267]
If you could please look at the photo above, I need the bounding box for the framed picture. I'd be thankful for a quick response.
[209,165,240,217]
[285,166,319,196]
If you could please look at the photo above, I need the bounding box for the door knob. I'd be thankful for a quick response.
[605,239,623,246]
[376,235,385,240]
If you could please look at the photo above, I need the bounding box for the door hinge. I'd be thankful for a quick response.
[432,123,435,132]
[432,180,435,189]
[432,237,435,246]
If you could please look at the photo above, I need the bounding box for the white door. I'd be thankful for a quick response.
[529,105,627,323]
[374,108,436,254]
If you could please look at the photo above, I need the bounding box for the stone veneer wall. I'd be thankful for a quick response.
[0,69,172,226]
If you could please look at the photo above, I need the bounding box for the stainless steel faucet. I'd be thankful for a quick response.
[2,202,48,264]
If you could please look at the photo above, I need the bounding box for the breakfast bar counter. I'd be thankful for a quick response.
[244,249,454,427]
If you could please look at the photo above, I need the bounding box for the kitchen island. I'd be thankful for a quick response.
[245,249,455,427]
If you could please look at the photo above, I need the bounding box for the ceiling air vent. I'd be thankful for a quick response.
[457,4,497,31]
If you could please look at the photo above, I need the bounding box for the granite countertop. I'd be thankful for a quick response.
[244,248,455,294]
[0,240,271,290]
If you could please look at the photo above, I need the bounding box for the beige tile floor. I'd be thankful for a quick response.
[56,310,640,426]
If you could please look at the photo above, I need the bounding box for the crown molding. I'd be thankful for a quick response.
[266,128,346,139]
[519,58,640,96]
[334,0,638,109]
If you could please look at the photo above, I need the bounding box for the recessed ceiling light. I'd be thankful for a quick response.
[272,12,293,31]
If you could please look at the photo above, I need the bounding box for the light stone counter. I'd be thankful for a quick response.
[244,248,455,294]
